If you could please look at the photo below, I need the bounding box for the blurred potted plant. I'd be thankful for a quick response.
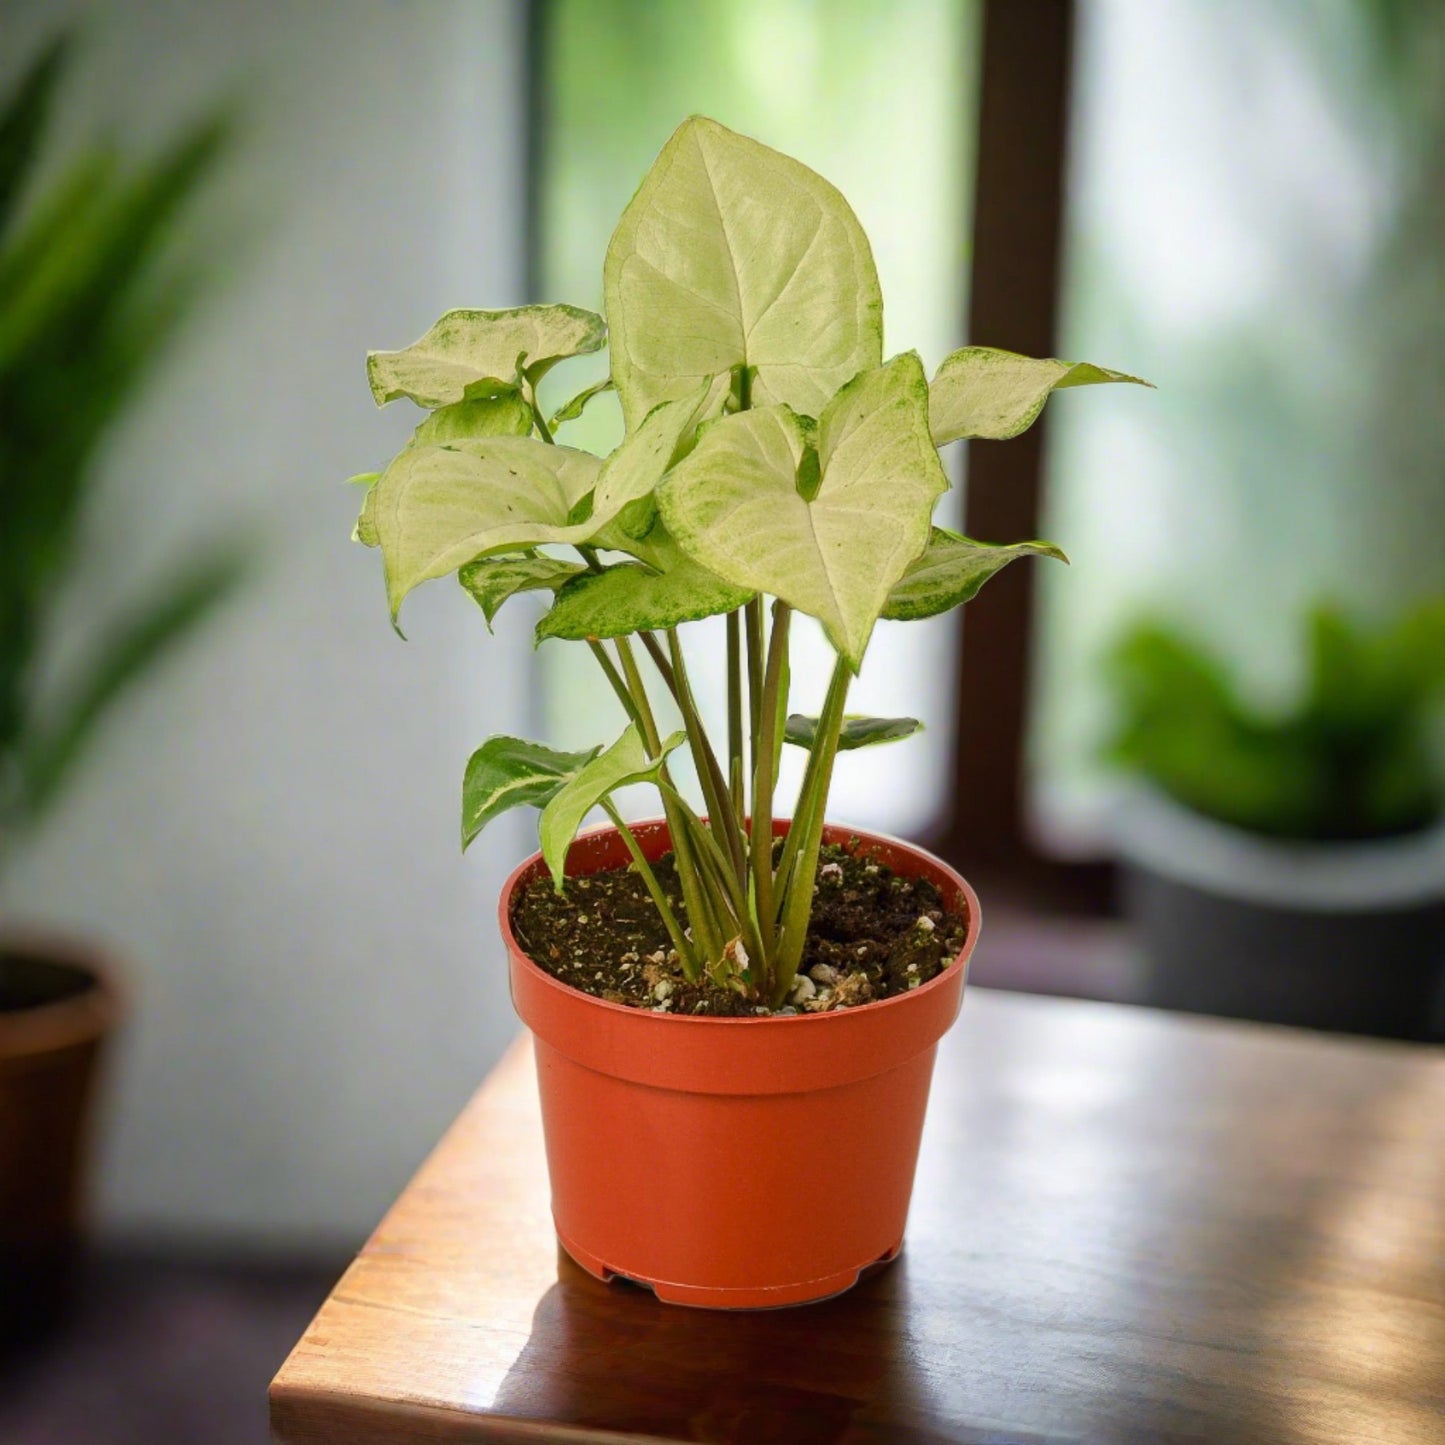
[0,39,241,1346]
[351,116,1147,1306]
[1106,601,1445,1040]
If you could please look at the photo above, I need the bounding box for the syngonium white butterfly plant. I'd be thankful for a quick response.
[352,117,1148,1008]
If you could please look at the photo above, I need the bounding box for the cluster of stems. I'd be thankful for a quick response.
[525,376,851,1008]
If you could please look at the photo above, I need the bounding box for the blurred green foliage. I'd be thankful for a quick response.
[1107,599,1445,842]
[0,37,244,847]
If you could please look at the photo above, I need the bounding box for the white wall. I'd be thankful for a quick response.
[2,1,533,1246]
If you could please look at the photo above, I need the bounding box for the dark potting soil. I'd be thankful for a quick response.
[510,842,969,1017]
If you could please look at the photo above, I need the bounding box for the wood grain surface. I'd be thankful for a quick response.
[270,989,1445,1444]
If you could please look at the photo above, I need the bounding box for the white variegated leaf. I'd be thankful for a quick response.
[604,116,883,431]
[658,352,947,669]
[591,383,710,520]
[370,437,601,617]
[368,304,605,409]
[458,554,586,629]
[929,347,1152,446]
[882,527,1068,622]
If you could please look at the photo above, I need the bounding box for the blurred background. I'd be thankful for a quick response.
[0,1,1440,1440]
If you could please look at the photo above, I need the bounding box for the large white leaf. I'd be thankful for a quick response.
[658,352,947,670]
[370,437,601,617]
[367,304,606,409]
[539,724,684,887]
[604,116,883,431]
[929,346,1152,446]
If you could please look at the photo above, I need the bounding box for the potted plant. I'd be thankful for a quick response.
[0,39,240,1346]
[353,116,1146,1307]
[1106,601,1445,1040]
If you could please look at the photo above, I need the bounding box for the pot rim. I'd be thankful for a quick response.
[0,932,124,1061]
[499,816,981,1028]
[1111,783,1445,913]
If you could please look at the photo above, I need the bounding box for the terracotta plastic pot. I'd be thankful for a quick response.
[502,818,980,1309]
[0,935,122,1347]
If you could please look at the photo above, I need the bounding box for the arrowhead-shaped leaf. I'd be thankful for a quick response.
[784,714,923,751]
[604,116,883,431]
[368,304,606,408]
[458,554,586,628]
[658,352,947,670]
[462,737,601,851]
[353,392,533,551]
[539,724,684,887]
[929,347,1152,446]
[882,527,1068,622]
[370,436,602,617]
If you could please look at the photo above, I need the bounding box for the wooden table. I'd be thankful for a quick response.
[270,989,1445,1444]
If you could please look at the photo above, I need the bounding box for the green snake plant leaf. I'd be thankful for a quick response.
[458,554,586,629]
[370,437,602,617]
[783,714,923,752]
[461,736,601,851]
[367,304,606,409]
[658,352,947,670]
[882,527,1069,622]
[17,547,247,819]
[549,376,616,432]
[0,34,67,243]
[604,116,883,431]
[929,346,1152,446]
[539,724,685,887]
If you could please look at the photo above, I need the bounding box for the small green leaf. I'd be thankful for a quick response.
[604,116,883,431]
[659,352,947,670]
[549,376,615,431]
[458,554,585,628]
[539,724,684,887]
[369,436,601,617]
[929,346,1152,446]
[784,714,924,752]
[882,528,1068,622]
[537,552,751,643]
[411,389,534,444]
[462,736,601,851]
[367,304,606,408]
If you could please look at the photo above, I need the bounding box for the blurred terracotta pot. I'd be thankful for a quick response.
[503,818,979,1310]
[0,936,122,1347]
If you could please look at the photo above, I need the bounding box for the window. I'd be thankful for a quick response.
[1033,0,1445,851]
